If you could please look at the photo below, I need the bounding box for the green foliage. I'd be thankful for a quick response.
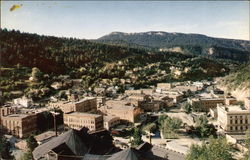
[221,63,250,90]
[20,151,33,160]
[186,137,234,160]
[0,136,12,159]
[142,123,157,133]
[97,31,250,62]
[26,135,38,152]
[195,116,216,138]
[0,29,231,92]
[242,130,250,160]
[183,103,192,114]
[132,128,143,146]
[159,115,182,139]
[31,67,43,82]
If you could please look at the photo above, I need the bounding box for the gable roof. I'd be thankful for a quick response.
[33,129,88,160]
[106,148,141,160]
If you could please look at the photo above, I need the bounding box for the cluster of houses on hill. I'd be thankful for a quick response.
[1,80,250,159]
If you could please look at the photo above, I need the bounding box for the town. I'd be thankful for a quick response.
[1,74,250,160]
[1,1,250,160]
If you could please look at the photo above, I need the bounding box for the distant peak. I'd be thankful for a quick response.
[110,31,124,35]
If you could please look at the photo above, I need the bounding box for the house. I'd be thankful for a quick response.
[13,96,33,107]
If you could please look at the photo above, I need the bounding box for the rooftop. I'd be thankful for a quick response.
[52,97,96,105]
[106,100,135,110]
[218,104,250,112]
[35,131,56,142]
[103,115,120,122]
[2,113,34,119]
[65,112,102,118]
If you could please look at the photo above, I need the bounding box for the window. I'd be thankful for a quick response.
[230,120,233,124]
[230,126,233,130]
[235,120,238,124]
[240,120,243,124]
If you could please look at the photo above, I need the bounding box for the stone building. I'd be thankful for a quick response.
[188,97,225,112]
[217,97,250,133]
[64,112,103,131]
[140,101,164,112]
[1,113,37,138]
[156,83,173,90]
[0,105,18,125]
[103,115,120,130]
[49,97,97,113]
[99,100,142,123]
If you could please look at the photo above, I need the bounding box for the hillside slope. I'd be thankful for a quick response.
[218,63,250,100]
[0,29,231,89]
[97,31,250,62]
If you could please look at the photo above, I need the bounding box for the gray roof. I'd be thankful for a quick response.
[106,148,140,160]
[83,154,110,160]
[33,129,88,160]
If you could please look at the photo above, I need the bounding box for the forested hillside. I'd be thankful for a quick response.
[0,29,232,91]
[97,31,250,62]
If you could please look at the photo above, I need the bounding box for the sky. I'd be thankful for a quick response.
[1,1,250,40]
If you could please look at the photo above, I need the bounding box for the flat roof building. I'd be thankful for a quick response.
[99,100,142,123]
[188,97,225,112]
[64,112,103,131]
[103,116,120,130]
[217,104,250,133]
[1,113,37,138]
[49,97,97,113]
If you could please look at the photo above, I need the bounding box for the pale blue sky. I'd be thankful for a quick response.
[1,1,249,40]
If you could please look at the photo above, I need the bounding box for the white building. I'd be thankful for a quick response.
[13,96,33,108]
[217,97,250,133]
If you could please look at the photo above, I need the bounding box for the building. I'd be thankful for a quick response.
[33,129,88,160]
[188,97,225,112]
[1,113,37,138]
[245,97,250,110]
[94,87,106,96]
[0,105,18,125]
[13,96,33,107]
[141,89,155,95]
[164,91,183,103]
[32,129,118,160]
[49,97,97,113]
[217,104,250,133]
[140,101,163,112]
[174,85,198,92]
[125,89,143,95]
[96,96,106,107]
[64,112,103,131]
[128,94,150,107]
[151,94,174,107]
[103,116,120,130]
[225,97,237,105]
[99,100,142,123]
[157,83,172,91]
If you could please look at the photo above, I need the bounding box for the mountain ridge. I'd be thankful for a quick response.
[96,31,250,62]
